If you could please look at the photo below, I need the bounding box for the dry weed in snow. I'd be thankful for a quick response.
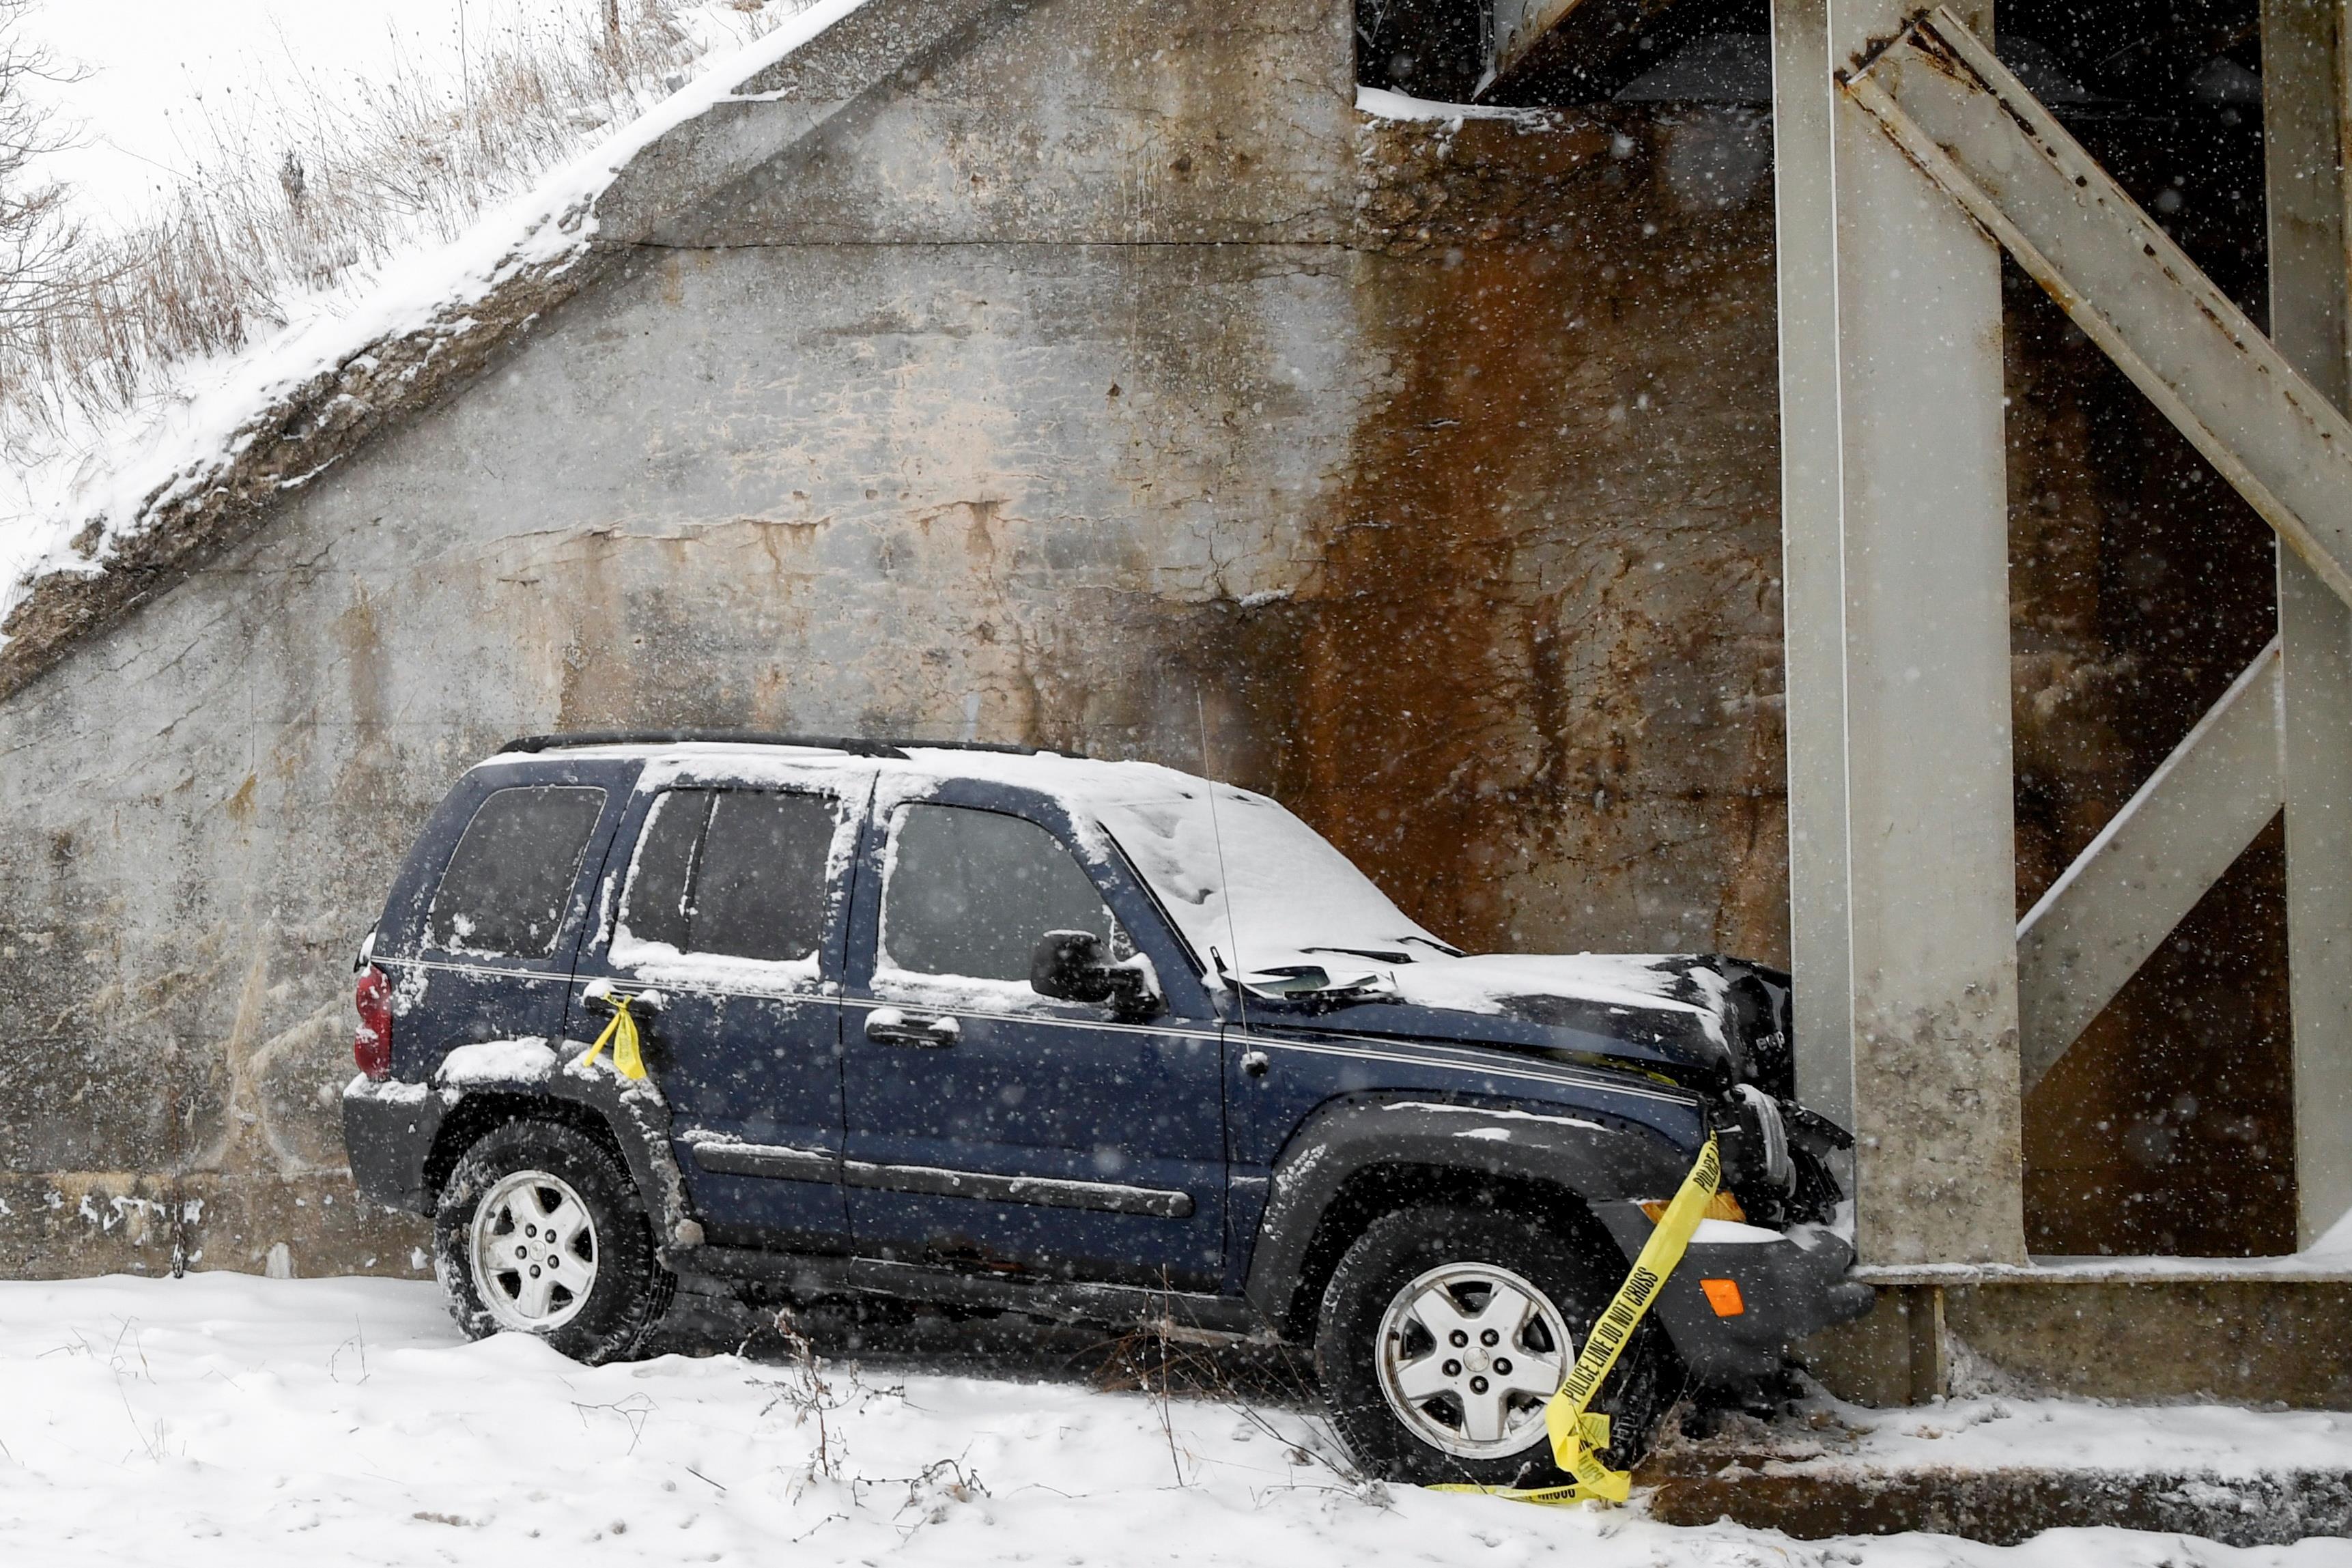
[0,0,788,453]
[0,1273,2347,1567]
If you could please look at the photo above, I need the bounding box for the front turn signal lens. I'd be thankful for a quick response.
[1638,1191,1746,1225]
[1700,1278,1746,1317]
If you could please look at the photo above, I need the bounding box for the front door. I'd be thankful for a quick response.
[840,784,1226,1289]
[573,769,866,1251]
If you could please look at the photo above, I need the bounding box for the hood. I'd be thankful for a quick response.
[1238,951,1794,1095]
[1075,780,1791,1091]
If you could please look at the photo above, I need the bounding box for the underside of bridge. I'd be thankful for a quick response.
[1348,0,2352,1393]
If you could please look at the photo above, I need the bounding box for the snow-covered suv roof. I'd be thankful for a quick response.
[480,734,1456,984]
[476,735,1723,1029]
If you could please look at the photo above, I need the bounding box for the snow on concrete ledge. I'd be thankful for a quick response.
[1355,84,1561,129]
[1852,1250,2352,1285]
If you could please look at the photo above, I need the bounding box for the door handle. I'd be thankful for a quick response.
[865,1007,961,1047]
[582,980,665,1017]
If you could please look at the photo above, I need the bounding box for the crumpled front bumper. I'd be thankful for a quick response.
[1595,1203,1874,1386]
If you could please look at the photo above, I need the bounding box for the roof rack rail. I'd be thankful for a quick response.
[497,730,1054,759]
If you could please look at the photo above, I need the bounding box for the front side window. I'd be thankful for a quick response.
[617,788,838,965]
[428,786,608,957]
[881,804,1120,982]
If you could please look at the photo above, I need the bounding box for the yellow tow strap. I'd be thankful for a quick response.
[574,995,648,1081]
[1434,1133,1722,1507]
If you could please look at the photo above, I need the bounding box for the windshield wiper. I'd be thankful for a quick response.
[1241,965,1402,1007]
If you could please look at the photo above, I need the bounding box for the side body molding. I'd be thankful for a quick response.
[1241,1094,1703,1329]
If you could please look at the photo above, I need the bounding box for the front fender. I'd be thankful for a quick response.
[1241,1092,1703,1329]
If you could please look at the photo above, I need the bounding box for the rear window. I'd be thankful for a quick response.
[620,790,706,952]
[427,786,607,957]
[618,788,838,965]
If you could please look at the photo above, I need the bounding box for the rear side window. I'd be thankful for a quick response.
[621,790,707,951]
[619,788,838,964]
[881,804,1118,982]
[428,786,607,957]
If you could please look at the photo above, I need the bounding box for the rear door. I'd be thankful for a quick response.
[572,761,869,1251]
[384,765,625,1079]
[839,776,1227,1289]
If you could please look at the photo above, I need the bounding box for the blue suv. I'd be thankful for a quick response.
[343,735,1868,1485]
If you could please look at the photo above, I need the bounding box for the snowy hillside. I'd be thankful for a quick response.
[0,0,815,625]
[20,1,761,226]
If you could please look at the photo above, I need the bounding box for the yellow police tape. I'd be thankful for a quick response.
[1434,1132,1723,1507]
[576,995,648,1081]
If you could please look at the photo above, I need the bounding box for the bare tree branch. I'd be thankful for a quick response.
[0,0,85,350]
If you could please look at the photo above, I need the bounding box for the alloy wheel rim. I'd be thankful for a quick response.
[470,1169,599,1333]
[1374,1261,1574,1459]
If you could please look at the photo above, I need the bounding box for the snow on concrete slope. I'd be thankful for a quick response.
[0,1272,2346,1566]
[0,0,862,652]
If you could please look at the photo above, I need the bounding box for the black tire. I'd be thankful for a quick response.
[433,1119,675,1365]
[1313,1204,1681,1487]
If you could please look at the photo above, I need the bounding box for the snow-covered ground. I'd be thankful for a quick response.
[0,1273,2346,1567]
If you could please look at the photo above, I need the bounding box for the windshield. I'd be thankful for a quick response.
[1092,786,1454,984]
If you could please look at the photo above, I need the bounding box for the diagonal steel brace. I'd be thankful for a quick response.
[2014,640,2283,1091]
[1843,8,2352,612]
[1843,10,2332,1085]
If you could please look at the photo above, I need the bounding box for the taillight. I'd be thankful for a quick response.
[354,965,393,1080]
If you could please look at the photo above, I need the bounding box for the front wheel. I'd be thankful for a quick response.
[433,1119,672,1363]
[1313,1204,1680,1487]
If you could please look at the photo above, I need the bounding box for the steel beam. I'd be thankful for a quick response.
[1847,5,2352,1246]
[1774,0,2026,1266]
[1772,0,1854,1136]
[1843,8,2352,612]
[2262,0,2352,1249]
[2015,642,2284,1094]
[1489,0,1586,85]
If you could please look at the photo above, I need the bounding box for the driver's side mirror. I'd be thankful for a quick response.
[1031,929,1161,1019]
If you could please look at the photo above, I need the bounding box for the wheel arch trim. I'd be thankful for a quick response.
[414,1068,705,1261]
[1241,1093,1701,1336]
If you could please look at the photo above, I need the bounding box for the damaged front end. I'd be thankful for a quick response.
[1710,1078,1853,1229]
[1239,951,1847,1197]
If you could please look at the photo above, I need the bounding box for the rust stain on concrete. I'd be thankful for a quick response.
[1220,112,1791,962]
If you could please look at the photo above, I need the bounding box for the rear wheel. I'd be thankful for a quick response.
[1314,1204,1679,1487]
[434,1120,672,1363]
